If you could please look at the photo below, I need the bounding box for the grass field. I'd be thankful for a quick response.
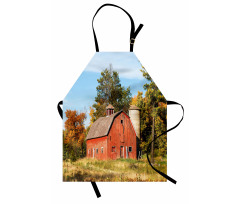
[63,157,167,182]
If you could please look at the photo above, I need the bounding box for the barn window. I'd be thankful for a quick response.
[101,147,103,153]
[129,146,132,152]
[112,146,116,152]
[121,120,123,124]
[96,148,98,154]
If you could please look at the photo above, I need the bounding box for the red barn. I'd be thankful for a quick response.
[86,104,140,160]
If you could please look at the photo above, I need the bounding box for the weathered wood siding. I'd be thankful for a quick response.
[107,112,137,159]
[86,136,108,160]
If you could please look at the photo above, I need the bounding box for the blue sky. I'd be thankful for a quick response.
[63,52,148,127]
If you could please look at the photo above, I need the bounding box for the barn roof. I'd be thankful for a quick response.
[86,111,125,140]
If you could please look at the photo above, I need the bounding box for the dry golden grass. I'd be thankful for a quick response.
[63,157,167,182]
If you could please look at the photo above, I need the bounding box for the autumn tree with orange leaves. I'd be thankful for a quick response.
[63,110,86,161]
[64,110,86,144]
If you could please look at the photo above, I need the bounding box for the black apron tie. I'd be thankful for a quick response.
[146,100,184,184]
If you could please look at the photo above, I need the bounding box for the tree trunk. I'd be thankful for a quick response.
[151,116,155,163]
[82,145,83,157]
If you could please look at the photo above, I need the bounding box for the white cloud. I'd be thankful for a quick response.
[84,52,144,79]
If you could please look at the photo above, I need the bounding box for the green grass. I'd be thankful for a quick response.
[63,157,167,182]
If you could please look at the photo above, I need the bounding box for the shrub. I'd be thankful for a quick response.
[63,140,86,162]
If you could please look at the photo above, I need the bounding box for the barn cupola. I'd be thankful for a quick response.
[106,104,114,116]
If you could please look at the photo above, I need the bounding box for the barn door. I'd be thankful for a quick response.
[93,148,95,158]
[120,146,124,158]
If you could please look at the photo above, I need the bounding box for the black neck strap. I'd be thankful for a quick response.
[92,3,143,52]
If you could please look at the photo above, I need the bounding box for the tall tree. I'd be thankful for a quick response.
[64,110,86,145]
[138,67,167,158]
[92,65,132,121]
[63,110,87,161]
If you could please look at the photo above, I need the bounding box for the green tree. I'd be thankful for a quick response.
[135,67,167,158]
[131,91,152,154]
[92,65,132,121]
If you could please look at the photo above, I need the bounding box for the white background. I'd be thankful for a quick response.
[0,0,240,203]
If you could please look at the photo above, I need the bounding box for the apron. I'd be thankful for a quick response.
[57,4,184,198]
